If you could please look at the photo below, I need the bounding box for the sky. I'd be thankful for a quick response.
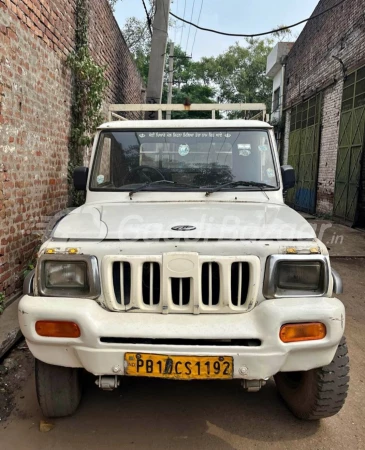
[115,0,320,60]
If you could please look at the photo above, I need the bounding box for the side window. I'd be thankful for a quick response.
[97,136,111,185]
[273,88,280,112]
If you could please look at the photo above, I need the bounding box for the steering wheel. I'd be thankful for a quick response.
[124,166,166,184]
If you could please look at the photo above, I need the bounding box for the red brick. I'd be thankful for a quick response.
[283,0,365,216]
[0,0,144,297]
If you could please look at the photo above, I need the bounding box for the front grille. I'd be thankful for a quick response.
[142,262,160,306]
[100,337,262,347]
[231,262,250,307]
[112,262,131,306]
[201,262,220,306]
[171,278,191,306]
[104,254,259,314]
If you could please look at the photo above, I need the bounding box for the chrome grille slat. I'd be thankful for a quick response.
[120,263,125,306]
[179,278,183,306]
[237,262,242,306]
[208,263,213,307]
[149,262,154,306]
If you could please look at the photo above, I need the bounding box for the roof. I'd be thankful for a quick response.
[98,119,273,130]
[266,42,295,78]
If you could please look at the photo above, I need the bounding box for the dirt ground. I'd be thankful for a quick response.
[0,259,364,450]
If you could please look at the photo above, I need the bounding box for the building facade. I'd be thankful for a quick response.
[0,0,145,299]
[266,42,294,159]
[271,0,365,226]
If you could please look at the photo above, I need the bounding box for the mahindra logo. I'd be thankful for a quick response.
[171,225,196,231]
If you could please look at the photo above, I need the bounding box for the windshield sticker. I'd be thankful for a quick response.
[259,145,269,152]
[96,175,105,185]
[140,132,235,139]
[267,168,275,178]
[238,144,251,156]
[178,144,190,156]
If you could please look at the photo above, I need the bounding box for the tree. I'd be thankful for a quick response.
[121,15,277,119]
[197,38,274,118]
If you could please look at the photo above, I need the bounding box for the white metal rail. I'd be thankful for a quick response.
[108,103,267,121]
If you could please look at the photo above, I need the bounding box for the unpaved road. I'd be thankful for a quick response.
[1,259,365,450]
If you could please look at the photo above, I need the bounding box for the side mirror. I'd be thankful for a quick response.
[73,167,89,191]
[281,165,295,191]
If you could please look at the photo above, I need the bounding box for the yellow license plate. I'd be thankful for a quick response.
[125,353,233,380]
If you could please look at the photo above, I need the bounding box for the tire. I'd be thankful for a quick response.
[35,359,82,418]
[274,336,350,420]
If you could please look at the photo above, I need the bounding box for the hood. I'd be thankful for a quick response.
[52,202,315,241]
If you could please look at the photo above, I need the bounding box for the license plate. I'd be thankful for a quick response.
[125,353,233,380]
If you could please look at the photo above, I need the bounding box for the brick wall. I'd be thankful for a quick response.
[359,149,365,226]
[0,0,144,298]
[316,81,343,214]
[282,110,291,165]
[283,0,365,215]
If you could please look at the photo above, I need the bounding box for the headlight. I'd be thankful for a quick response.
[37,255,100,298]
[45,262,88,289]
[264,255,329,298]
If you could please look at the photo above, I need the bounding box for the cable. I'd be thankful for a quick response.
[142,0,152,37]
[179,0,187,47]
[174,0,179,42]
[185,0,196,53]
[190,0,204,57]
[170,0,348,38]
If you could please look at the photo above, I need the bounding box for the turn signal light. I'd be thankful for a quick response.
[280,322,326,343]
[36,321,81,338]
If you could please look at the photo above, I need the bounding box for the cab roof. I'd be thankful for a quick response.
[98,119,273,130]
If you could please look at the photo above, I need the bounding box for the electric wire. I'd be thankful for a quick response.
[170,0,348,38]
[190,0,204,57]
[142,0,153,36]
[179,0,187,47]
[174,0,179,42]
[185,0,196,53]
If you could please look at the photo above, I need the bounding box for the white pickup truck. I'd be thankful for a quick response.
[19,104,349,420]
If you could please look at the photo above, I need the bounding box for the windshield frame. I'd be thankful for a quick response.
[89,128,280,193]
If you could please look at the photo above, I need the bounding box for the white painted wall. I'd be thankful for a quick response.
[271,70,283,123]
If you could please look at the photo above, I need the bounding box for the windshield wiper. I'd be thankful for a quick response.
[205,181,276,197]
[129,180,198,198]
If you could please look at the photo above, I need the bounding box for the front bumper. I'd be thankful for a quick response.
[18,296,345,380]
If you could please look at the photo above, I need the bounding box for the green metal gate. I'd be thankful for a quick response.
[333,66,365,225]
[287,94,322,213]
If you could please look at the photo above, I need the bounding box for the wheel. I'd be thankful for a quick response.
[274,336,349,420]
[35,359,82,418]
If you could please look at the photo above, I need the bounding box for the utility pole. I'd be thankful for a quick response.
[166,42,174,120]
[145,0,171,120]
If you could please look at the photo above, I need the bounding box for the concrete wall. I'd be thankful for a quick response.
[271,70,282,123]
[0,0,144,297]
[283,0,365,215]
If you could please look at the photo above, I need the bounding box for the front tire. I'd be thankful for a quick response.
[274,337,349,420]
[35,359,82,418]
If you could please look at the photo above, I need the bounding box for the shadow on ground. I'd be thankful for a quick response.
[29,373,319,449]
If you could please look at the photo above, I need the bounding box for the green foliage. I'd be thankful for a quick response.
[67,0,108,206]
[123,9,275,120]
[108,0,118,11]
[0,292,4,315]
[198,39,274,118]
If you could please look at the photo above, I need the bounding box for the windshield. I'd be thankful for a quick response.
[90,129,278,191]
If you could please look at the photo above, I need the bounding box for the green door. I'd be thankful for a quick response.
[287,94,322,213]
[333,67,365,225]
